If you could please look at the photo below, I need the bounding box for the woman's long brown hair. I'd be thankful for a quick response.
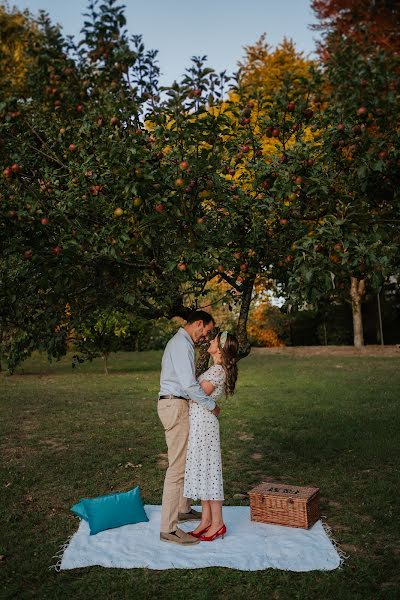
[219,332,239,396]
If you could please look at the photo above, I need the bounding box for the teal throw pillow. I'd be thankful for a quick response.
[81,486,149,535]
[70,501,88,521]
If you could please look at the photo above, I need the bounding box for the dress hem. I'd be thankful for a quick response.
[184,494,225,501]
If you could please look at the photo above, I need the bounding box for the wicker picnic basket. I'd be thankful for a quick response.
[248,482,320,529]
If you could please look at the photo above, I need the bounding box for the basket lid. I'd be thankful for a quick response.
[248,482,320,500]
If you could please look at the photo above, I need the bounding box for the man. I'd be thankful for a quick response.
[158,310,221,545]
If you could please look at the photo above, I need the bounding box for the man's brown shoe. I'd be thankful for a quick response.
[177,508,202,523]
[160,527,200,545]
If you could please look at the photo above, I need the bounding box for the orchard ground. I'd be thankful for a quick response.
[1,349,399,600]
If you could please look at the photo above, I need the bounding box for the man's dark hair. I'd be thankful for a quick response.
[186,310,215,326]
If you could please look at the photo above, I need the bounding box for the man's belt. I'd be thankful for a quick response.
[159,394,188,401]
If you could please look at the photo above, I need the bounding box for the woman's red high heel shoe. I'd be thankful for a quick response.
[190,524,211,538]
[198,524,226,541]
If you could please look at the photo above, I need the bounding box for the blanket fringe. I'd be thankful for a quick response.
[49,532,74,572]
[320,516,349,569]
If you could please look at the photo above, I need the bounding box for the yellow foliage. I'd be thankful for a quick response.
[0,5,41,97]
[238,35,313,95]
[247,324,284,347]
[247,302,286,347]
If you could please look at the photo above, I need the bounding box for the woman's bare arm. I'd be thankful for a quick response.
[199,379,215,396]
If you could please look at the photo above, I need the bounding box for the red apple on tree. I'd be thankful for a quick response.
[179,161,189,171]
[52,245,62,255]
[287,102,295,112]
[155,203,165,213]
[41,217,49,225]
[177,262,187,271]
[262,179,270,190]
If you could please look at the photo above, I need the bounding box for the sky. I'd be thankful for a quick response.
[13,0,320,85]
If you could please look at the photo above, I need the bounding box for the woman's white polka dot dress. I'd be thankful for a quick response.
[183,364,226,501]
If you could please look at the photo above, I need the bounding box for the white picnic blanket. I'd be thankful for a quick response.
[58,505,344,572]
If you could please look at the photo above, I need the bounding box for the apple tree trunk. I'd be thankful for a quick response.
[350,276,366,349]
[103,352,109,375]
[236,276,254,359]
[195,276,254,376]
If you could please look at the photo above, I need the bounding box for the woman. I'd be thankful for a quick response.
[183,330,239,541]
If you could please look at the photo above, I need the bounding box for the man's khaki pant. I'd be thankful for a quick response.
[158,398,192,533]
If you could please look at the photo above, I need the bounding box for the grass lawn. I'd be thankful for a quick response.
[1,350,399,599]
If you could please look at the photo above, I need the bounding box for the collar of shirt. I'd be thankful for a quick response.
[178,327,194,346]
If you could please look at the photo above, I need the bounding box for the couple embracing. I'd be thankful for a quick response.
[157,310,239,546]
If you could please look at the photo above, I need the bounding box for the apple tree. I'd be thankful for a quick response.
[274,33,400,347]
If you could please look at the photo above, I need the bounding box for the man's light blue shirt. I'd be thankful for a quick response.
[159,328,216,411]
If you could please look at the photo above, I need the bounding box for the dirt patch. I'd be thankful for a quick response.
[359,514,375,523]
[40,439,69,452]
[156,453,169,469]
[252,345,400,357]
[2,444,39,460]
[238,433,254,441]
[340,543,363,554]
[327,499,342,509]
[332,524,351,532]
[251,453,263,461]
